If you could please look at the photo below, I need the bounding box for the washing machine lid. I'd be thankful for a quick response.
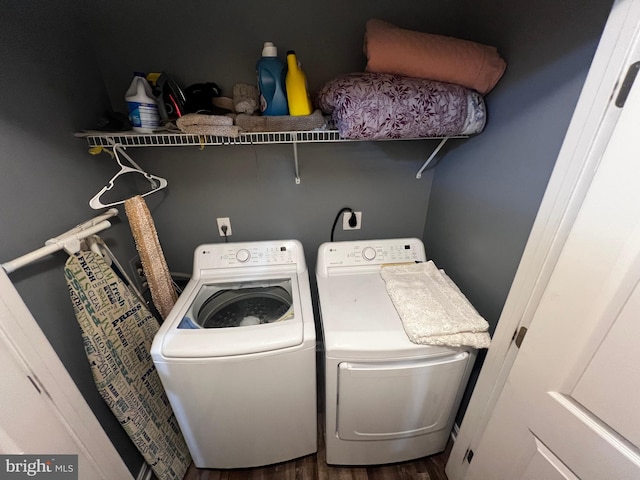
[158,274,304,358]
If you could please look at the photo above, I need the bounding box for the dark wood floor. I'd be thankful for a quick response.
[182,417,451,480]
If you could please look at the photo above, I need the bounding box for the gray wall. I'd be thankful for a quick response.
[0,1,144,474]
[423,0,613,422]
[425,0,613,335]
[0,0,613,473]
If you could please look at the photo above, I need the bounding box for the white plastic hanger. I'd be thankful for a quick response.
[89,143,168,209]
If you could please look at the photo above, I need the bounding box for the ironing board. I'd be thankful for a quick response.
[65,250,191,480]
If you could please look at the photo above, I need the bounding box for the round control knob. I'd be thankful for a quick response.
[362,247,377,261]
[235,249,251,263]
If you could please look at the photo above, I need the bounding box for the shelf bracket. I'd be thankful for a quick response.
[293,141,301,184]
[416,137,449,179]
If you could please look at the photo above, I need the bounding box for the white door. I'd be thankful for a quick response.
[0,270,133,479]
[0,329,98,460]
[462,48,640,479]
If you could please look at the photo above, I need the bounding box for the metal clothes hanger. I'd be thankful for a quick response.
[83,234,148,306]
[89,143,168,210]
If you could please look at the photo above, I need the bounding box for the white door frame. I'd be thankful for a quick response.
[0,269,134,480]
[447,1,640,478]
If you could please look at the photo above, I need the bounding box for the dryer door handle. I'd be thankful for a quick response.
[339,352,469,376]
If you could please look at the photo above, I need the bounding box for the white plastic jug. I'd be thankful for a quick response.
[125,73,160,133]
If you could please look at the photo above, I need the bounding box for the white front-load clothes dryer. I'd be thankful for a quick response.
[316,238,477,466]
[151,240,317,469]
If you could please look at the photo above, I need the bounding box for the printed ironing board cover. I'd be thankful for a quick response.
[65,251,191,480]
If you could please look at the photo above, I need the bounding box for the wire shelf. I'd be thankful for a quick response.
[83,130,353,148]
[79,130,468,183]
[81,130,466,147]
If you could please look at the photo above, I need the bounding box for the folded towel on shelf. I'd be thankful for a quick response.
[235,109,328,132]
[175,112,242,137]
[381,261,490,348]
[233,83,260,114]
[212,96,236,113]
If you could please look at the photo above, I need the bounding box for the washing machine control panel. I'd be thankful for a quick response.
[321,238,425,268]
[194,240,305,271]
[235,249,251,263]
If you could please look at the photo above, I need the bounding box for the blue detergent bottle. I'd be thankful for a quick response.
[257,42,289,116]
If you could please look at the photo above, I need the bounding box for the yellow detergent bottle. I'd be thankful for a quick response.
[285,50,313,116]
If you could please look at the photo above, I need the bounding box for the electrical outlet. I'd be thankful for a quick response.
[217,217,232,237]
[343,211,362,230]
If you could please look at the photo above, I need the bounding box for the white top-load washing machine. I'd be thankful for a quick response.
[316,238,476,466]
[151,240,317,469]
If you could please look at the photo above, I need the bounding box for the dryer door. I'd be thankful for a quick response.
[337,352,469,441]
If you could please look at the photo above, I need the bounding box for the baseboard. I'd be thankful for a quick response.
[450,422,460,443]
[136,462,153,480]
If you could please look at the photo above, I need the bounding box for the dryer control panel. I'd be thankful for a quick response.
[194,240,306,272]
[317,238,426,275]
